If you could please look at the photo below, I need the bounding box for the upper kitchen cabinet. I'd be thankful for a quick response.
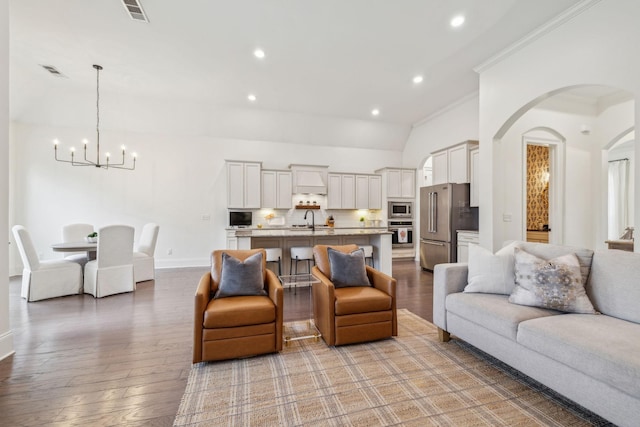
[431,140,479,185]
[327,173,355,209]
[377,168,415,199]
[226,160,262,209]
[469,147,479,207]
[262,170,292,209]
[355,174,382,209]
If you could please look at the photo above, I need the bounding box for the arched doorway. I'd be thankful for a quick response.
[491,84,634,249]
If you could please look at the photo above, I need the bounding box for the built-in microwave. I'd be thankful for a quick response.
[388,201,413,219]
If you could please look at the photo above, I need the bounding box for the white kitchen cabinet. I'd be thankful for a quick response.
[327,173,355,209]
[355,175,369,209]
[456,230,479,263]
[384,168,415,198]
[469,147,479,207]
[327,174,342,209]
[226,229,238,250]
[341,174,355,209]
[431,141,478,185]
[226,161,261,209]
[432,151,448,185]
[368,175,382,209]
[355,174,382,209]
[448,144,469,184]
[400,169,415,198]
[261,170,292,209]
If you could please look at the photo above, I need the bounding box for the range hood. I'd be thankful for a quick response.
[289,164,329,194]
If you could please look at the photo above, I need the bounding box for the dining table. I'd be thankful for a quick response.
[51,241,98,260]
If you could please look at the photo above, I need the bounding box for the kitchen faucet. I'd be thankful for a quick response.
[304,209,315,231]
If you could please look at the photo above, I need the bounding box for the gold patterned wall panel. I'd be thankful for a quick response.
[527,145,549,230]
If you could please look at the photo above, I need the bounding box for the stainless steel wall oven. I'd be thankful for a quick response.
[389,220,414,248]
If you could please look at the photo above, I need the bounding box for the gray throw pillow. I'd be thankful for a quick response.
[214,252,266,298]
[327,247,371,288]
[508,247,597,314]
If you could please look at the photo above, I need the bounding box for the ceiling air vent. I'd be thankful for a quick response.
[40,65,66,77]
[122,0,149,23]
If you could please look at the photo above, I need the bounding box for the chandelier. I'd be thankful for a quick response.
[53,64,137,170]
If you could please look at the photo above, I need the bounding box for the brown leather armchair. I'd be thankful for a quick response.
[193,249,283,363]
[312,244,397,346]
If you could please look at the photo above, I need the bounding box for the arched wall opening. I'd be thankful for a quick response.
[491,84,634,250]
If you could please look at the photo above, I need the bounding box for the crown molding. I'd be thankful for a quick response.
[412,91,479,128]
[473,0,602,74]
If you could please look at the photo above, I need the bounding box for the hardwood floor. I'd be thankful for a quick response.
[0,260,433,426]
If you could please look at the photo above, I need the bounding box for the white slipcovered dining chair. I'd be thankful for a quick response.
[133,223,159,282]
[84,225,135,298]
[62,223,94,267]
[12,225,83,302]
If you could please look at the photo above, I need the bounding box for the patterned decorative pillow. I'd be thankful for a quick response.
[508,247,597,313]
[327,247,371,288]
[214,252,266,298]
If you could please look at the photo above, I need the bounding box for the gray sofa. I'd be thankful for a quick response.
[433,241,640,427]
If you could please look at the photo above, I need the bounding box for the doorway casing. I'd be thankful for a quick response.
[521,130,565,245]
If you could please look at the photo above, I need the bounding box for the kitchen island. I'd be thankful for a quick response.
[227,227,393,276]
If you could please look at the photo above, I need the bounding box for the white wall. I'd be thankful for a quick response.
[0,0,13,361]
[402,94,479,169]
[478,0,640,250]
[10,122,402,272]
[496,106,627,249]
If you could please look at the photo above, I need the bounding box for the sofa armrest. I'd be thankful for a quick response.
[433,263,468,332]
[265,269,284,351]
[193,272,212,363]
[312,266,336,345]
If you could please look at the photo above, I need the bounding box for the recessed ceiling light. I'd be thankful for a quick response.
[450,15,465,28]
[371,109,380,116]
[253,48,265,59]
[247,94,257,102]
[413,75,424,84]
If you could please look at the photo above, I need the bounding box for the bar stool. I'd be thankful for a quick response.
[289,246,314,294]
[360,245,374,268]
[289,246,314,275]
[265,248,282,276]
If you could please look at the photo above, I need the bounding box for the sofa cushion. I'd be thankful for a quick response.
[327,247,371,288]
[518,314,640,398]
[587,249,640,323]
[509,248,597,314]
[334,287,391,316]
[446,293,558,341]
[214,252,266,299]
[464,242,517,295]
[204,295,275,328]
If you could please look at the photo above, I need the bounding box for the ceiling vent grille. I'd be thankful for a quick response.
[122,0,149,23]
[40,65,66,77]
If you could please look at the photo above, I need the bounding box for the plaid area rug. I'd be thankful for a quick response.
[175,310,611,426]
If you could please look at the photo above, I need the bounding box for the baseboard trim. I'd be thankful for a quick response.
[155,258,209,269]
[0,330,15,362]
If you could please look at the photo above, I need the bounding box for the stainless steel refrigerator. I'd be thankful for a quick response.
[420,183,475,270]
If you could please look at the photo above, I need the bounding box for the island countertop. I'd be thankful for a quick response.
[229,226,393,275]
[232,227,391,237]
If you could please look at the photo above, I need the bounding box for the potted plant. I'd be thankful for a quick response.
[85,232,98,243]
[359,216,365,227]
